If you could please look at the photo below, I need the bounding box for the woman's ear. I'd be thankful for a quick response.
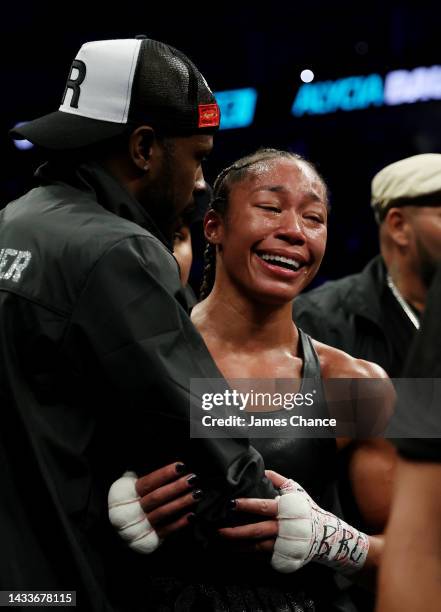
[204,209,224,245]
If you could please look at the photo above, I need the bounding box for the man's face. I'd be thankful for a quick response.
[408,206,441,287]
[145,134,213,242]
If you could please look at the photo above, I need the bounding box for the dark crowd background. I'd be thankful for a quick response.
[2,2,441,295]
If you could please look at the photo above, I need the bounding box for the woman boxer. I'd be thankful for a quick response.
[109,149,394,611]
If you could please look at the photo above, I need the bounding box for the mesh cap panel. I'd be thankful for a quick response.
[129,39,218,134]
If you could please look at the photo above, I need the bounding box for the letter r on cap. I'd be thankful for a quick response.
[62,59,87,109]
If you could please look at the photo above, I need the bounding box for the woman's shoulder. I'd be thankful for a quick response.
[310,337,388,379]
[310,337,395,441]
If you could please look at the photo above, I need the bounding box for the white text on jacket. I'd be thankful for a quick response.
[0,249,32,282]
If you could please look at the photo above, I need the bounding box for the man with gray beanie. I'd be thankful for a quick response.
[0,37,276,610]
[294,153,441,378]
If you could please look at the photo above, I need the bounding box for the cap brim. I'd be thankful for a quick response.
[10,111,127,150]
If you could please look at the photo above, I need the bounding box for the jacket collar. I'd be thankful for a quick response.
[346,255,388,323]
[35,160,173,251]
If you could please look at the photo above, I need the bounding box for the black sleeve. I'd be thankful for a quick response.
[393,265,441,462]
[393,438,441,463]
[66,235,277,535]
[293,294,334,343]
[401,265,441,379]
[293,295,320,333]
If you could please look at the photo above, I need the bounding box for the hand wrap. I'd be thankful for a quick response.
[271,479,369,575]
[108,471,161,554]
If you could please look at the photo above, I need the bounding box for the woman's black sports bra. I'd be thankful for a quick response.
[251,328,336,505]
[141,330,341,611]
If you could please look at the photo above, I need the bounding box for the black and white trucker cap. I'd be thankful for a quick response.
[11,37,220,150]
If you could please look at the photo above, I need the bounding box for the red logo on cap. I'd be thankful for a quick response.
[198,104,220,128]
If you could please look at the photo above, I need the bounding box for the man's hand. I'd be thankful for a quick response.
[108,462,202,553]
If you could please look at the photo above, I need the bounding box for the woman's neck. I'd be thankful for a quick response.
[192,281,298,354]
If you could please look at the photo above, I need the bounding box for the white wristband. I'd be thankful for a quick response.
[108,471,161,554]
[271,479,369,575]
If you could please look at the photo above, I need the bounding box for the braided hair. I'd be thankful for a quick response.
[199,148,328,299]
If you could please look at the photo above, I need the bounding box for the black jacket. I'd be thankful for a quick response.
[0,162,275,611]
[293,256,417,376]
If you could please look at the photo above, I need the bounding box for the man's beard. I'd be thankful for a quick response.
[144,151,179,244]
[146,187,179,244]
[416,237,439,289]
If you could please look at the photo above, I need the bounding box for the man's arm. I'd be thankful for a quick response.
[343,439,397,533]
[65,235,276,537]
[377,458,441,612]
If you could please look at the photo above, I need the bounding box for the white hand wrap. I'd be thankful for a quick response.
[108,471,161,554]
[271,479,369,575]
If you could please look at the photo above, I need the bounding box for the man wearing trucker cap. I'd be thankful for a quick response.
[0,37,276,610]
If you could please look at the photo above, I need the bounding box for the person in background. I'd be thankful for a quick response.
[377,264,441,612]
[293,154,441,611]
[294,153,441,378]
[173,186,211,307]
[174,219,194,286]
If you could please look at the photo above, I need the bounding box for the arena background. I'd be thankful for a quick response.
[2,2,441,294]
